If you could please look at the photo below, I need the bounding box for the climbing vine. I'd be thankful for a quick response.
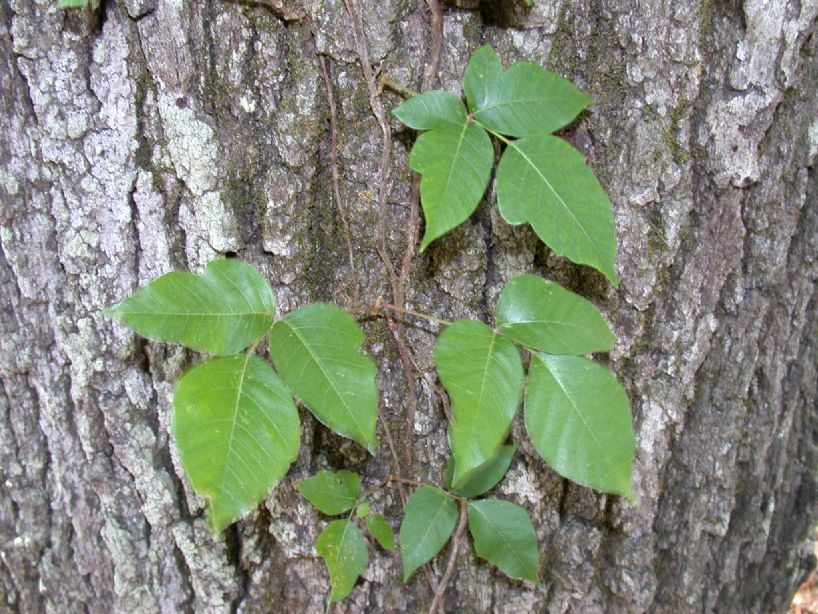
[105,44,635,608]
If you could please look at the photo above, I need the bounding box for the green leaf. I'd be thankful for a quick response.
[467,499,539,582]
[316,519,369,602]
[269,303,378,453]
[356,502,371,518]
[445,444,517,498]
[173,354,300,532]
[472,62,591,137]
[435,321,524,488]
[410,120,494,251]
[525,353,635,497]
[57,0,89,7]
[393,91,467,131]
[399,486,458,581]
[496,135,618,285]
[106,259,276,355]
[298,470,361,516]
[496,275,616,354]
[463,45,503,114]
[366,514,396,552]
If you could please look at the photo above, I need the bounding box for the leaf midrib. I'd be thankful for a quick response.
[279,318,367,443]
[452,331,504,484]
[407,493,452,571]
[471,503,530,575]
[216,353,253,507]
[506,139,604,264]
[538,356,619,479]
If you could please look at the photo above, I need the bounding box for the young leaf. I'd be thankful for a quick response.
[173,354,300,532]
[399,486,458,581]
[472,61,592,137]
[269,303,378,453]
[525,353,635,497]
[445,444,517,498]
[106,259,276,355]
[366,514,396,552]
[467,499,539,583]
[435,321,524,488]
[496,135,618,285]
[496,275,616,354]
[316,519,369,602]
[393,91,467,131]
[298,470,361,516]
[411,121,494,251]
[356,502,371,518]
[463,45,503,113]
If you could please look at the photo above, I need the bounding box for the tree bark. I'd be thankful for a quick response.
[1,0,817,612]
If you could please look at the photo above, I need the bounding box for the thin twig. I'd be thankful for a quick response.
[318,53,359,306]
[428,499,468,614]
[395,0,444,468]
[342,0,397,290]
[378,400,407,506]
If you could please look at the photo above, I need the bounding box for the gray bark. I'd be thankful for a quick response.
[1,0,817,612]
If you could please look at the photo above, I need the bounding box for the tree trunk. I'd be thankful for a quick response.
[2,0,817,611]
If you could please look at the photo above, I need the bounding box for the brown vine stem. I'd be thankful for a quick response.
[342,0,440,594]
[396,0,443,468]
[350,303,451,328]
[317,53,359,307]
[428,499,468,614]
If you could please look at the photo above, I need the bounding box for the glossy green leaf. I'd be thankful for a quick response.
[463,45,503,113]
[467,499,539,582]
[366,514,396,552]
[399,486,458,581]
[316,519,369,602]
[298,470,361,516]
[435,321,524,488]
[410,121,494,251]
[173,354,300,532]
[445,444,517,498]
[393,91,467,131]
[496,135,618,285]
[525,353,635,496]
[269,303,378,453]
[472,63,591,137]
[106,259,276,355]
[496,275,615,354]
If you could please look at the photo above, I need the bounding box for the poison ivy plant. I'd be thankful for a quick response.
[106,44,636,607]
[106,260,378,530]
[435,274,634,499]
[394,45,619,286]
